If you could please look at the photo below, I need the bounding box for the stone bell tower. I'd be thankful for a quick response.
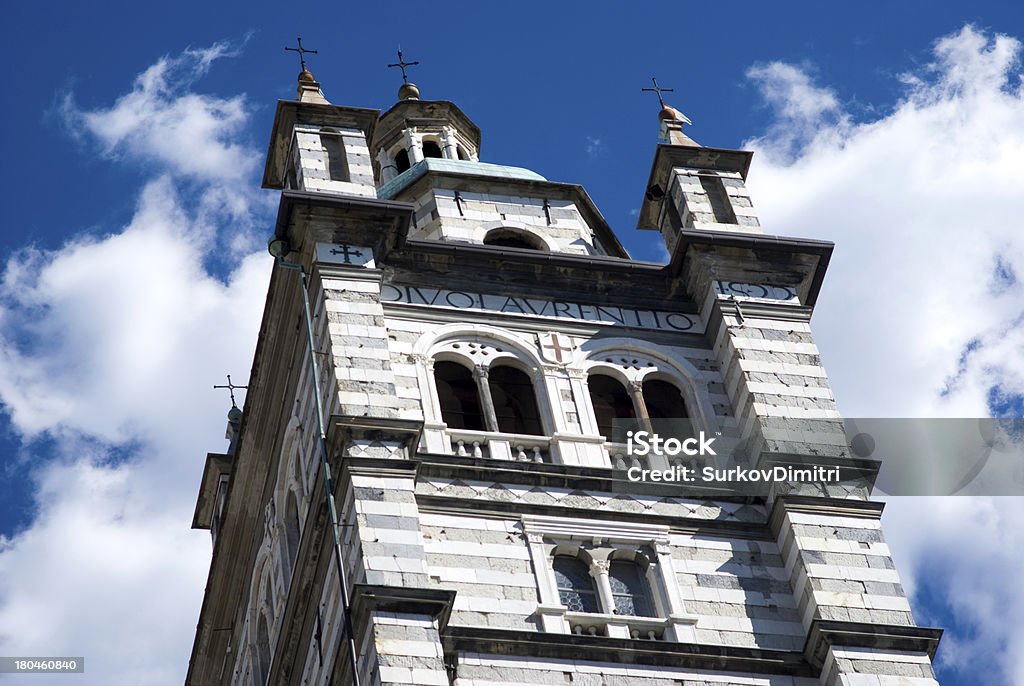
[185,59,943,686]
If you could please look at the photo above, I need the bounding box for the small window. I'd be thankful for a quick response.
[588,374,635,438]
[488,366,543,435]
[321,134,349,181]
[483,229,545,251]
[608,560,654,617]
[553,556,600,613]
[457,145,470,160]
[698,175,736,224]
[283,491,300,580]
[434,361,484,431]
[422,140,443,158]
[642,378,689,420]
[255,612,271,684]
[395,149,411,174]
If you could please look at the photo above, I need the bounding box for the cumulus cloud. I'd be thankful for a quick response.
[745,24,1024,684]
[745,61,845,159]
[61,43,256,183]
[0,44,270,685]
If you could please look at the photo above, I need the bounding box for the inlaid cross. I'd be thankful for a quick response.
[285,37,318,72]
[641,76,674,108]
[539,333,574,364]
[329,244,363,263]
[213,374,248,408]
[387,47,419,84]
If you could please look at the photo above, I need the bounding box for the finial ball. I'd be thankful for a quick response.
[398,82,420,101]
[298,68,316,84]
[227,406,243,423]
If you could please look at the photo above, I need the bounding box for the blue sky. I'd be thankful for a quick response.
[2,2,1024,684]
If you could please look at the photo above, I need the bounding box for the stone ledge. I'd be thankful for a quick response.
[416,493,769,540]
[804,619,943,667]
[442,626,817,677]
[352,584,457,631]
[769,495,886,534]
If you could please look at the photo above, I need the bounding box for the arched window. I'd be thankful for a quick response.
[320,133,349,181]
[642,378,689,420]
[552,555,599,613]
[608,560,654,617]
[263,575,275,626]
[422,140,443,158]
[434,361,484,430]
[283,491,300,580]
[456,145,470,160]
[488,366,543,435]
[588,374,635,438]
[483,228,546,250]
[394,148,411,174]
[255,612,271,684]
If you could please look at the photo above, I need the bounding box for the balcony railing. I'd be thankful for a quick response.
[447,429,551,463]
[565,611,669,641]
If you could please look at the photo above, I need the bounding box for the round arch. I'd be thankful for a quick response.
[575,337,719,432]
[473,221,557,251]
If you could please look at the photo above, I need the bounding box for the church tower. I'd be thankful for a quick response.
[186,59,943,686]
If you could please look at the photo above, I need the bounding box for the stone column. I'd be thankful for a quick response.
[473,364,500,433]
[441,126,458,160]
[377,148,397,183]
[404,129,424,164]
[627,380,654,433]
[591,559,615,614]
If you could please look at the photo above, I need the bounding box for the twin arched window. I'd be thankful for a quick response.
[434,361,543,435]
[433,348,692,441]
[553,554,655,617]
[587,374,690,439]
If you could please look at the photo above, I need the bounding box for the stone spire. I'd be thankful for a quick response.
[285,37,329,104]
[658,102,699,146]
[296,67,329,104]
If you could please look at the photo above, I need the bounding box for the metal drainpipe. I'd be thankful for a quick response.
[276,258,362,686]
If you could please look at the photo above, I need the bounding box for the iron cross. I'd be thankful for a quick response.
[213,374,248,408]
[285,37,319,72]
[387,47,419,84]
[329,244,363,263]
[641,77,674,108]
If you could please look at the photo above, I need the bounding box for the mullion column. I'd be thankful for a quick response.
[473,364,500,433]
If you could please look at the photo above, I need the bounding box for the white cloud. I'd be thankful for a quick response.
[745,24,1024,683]
[0,45,270,685]
[62,43,257,184]
[882,497,1024,682]
[586,135,604,158]
[745,61,845,159]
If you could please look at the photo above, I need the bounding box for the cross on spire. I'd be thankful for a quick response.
[641,76,674,108]
[387,47,419,84]
[285,37,319,73]
[213,374,248,409]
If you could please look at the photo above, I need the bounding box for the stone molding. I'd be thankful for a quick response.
[803,619,944,667]
[441,626,816,677]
